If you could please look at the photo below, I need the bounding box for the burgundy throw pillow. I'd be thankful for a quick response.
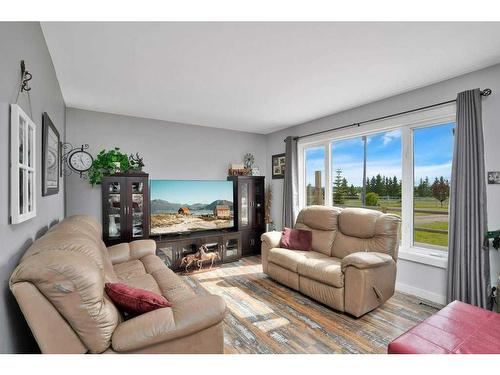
[105,283,171,315]
[280,227,312,251]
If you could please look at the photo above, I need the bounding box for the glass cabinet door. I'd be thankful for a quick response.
[157,242,177,268]
[130,180,145,238]
[240,181,251,229]
[223,233,241,262]
[105,181,124,240]
[252,180,264,228]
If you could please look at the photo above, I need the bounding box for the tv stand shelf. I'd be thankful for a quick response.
[154,231,242,271]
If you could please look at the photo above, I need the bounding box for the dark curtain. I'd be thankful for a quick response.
[282,136,299,228]
[447,89,491,308]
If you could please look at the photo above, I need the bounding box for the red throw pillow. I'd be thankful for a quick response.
[280,227,312,251]
[105,283,171,315]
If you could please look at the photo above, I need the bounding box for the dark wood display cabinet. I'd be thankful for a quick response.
[227,176,265,257]
[155,231,242,272]
[101,173,149,246]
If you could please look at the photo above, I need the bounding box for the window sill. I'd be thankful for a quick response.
[398,247,448,269]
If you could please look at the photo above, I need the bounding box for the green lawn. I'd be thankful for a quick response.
[414,221,449,248]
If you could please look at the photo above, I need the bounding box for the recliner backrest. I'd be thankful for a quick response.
[10,215,121,353]
[294,205,341,256]
[331,207,401,259]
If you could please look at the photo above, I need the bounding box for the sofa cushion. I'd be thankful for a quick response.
[295,205,341,231]
[140,254,167,274]
[151,268,196,303]
[267,248,328,272]
[294,224,336,256]
[280,227,312,251]
[123,274,163,296]
[114,260,147,280]
[297,256,343,288]
[294,205,340,256]
[332,212,401,259]
[338,207,380,239]
[105,282,171,316]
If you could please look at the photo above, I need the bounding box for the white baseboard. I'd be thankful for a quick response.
[396,282,446,305]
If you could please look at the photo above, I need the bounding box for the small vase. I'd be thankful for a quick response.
[109,216,118,236]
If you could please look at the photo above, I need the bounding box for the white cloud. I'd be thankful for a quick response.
[381,130,402,146]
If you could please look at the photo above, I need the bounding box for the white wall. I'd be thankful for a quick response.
[65,108,267,221]
[0,23,66,353]
[266,63,500,304]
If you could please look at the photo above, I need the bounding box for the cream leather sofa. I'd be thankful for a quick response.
[261,206,401,317]
[10,215,226,354]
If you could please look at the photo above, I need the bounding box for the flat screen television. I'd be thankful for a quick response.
[150,179,234,235]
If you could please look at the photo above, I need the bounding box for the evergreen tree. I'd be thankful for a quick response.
[394,176,401,198]
[341,178,348,193]
[374,174,384,196]
[333,169,346,204]
[348,184,358,198]
[370,176,376,194]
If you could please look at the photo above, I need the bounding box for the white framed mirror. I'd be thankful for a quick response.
[10,104,37,224]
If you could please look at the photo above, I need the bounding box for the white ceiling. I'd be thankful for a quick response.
[41,22,500,134]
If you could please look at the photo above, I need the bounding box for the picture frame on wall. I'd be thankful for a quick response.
[487,171,500,184]
[10,104,37,224]
[42,112,60,196]
[272,153,286,179]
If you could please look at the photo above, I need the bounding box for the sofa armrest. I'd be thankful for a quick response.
[341,251,394,272]
[111,295,226,352]
[107,239,157,265]
[260,231,282,248]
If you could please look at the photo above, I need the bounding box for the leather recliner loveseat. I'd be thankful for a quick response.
[10,215,226,354]
[261,205,401,317]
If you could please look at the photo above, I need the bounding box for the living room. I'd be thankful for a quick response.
[1,1,500,371]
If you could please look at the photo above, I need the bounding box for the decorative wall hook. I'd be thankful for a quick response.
[20,60,32,92]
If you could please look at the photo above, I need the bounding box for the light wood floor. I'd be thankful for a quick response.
[183,256,439,354]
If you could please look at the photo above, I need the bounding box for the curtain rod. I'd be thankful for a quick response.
[286,88,492,142]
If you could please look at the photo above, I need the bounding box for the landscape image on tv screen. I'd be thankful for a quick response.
[150,180,234,235]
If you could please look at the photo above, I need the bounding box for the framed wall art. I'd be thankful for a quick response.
[487,171,500,184]
[42,112,60,196]
[272,153,286,179]
[10,104,37,224]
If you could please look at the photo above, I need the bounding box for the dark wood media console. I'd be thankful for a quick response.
[154,230,242,271]
[153,175,265,272]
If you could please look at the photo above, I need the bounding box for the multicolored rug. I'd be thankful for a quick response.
[183,256,439,354]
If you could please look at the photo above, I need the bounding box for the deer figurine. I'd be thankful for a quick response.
[196,245,221,270]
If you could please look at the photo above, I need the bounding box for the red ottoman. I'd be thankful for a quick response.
[388,300,500,354]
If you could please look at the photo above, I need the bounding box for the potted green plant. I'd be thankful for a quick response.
[88,147,131,186]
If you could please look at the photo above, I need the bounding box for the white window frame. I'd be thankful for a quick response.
[298,104,456,268]
[10,104,37,224]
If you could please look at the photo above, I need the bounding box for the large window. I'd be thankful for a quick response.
[298,105,455,257]
[329,130,402,214]
[305,146,325,205]
[331,137,364,207]
[413,123,454,250]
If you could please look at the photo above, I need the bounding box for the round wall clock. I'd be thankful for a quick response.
[68,149,94,173]
[243,153,255,169]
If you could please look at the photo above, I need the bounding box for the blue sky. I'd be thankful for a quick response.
[151,180,233,204]
[305,122,455,187]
